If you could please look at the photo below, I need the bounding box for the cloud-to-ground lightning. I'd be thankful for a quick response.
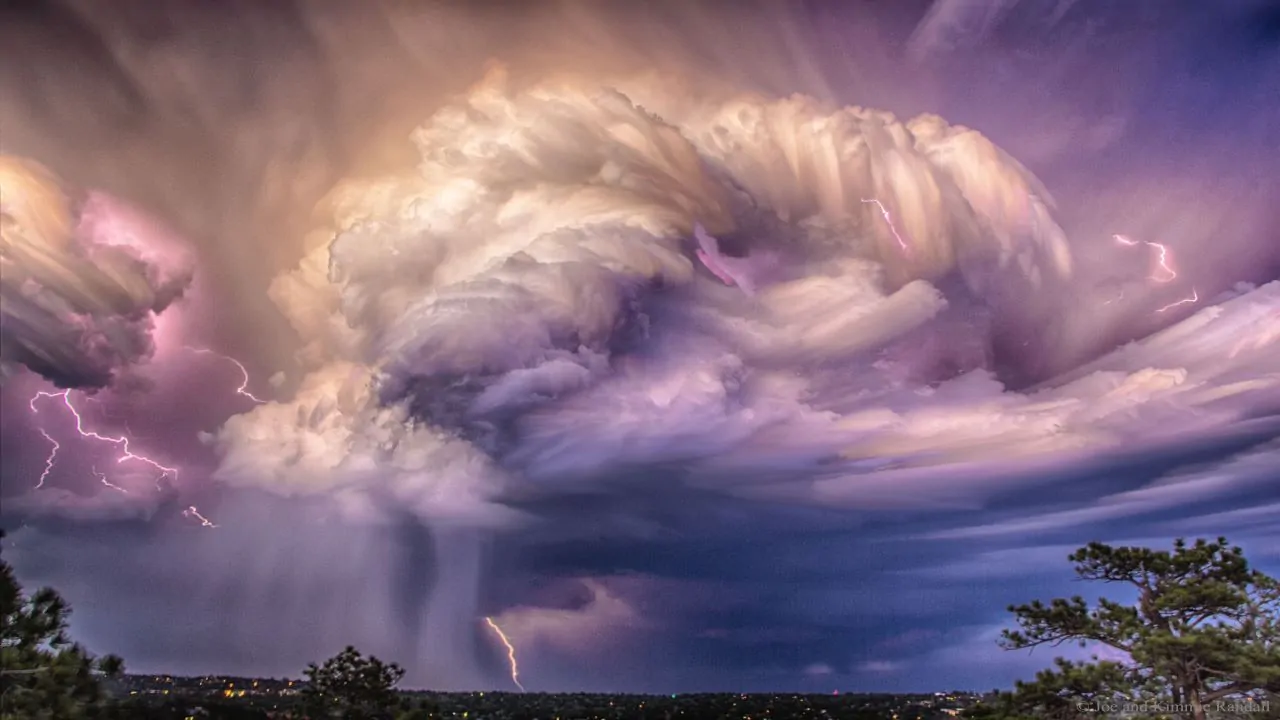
[28,390,179,481]
[862,198,910,252]
[1156,287,1199,313]
[184,347,266,404]
[484,617,526,692]
[182,506,218,528]
[1113,234,1177,282]
[34,429,59,490]
[92,465,128,494]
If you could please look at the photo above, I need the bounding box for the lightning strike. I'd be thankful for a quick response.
[34,429,59,490]
[484,617,526,692]
[182,505,217,528]
[184,347,266,403]
[1156,287,1199,313]
[1113,234,1177,282]
[92,466,128,494]
[862,198,910,252]
[28,390,178,480]
[1146,242,1177,282]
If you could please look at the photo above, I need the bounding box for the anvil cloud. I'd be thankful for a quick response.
[1,0,1277,694]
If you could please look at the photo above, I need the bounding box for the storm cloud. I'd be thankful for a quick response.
[1,0,1277,694]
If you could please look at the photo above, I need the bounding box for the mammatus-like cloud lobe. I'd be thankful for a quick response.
[0,156,193,389]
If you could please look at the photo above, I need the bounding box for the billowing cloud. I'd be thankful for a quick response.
[212,66,1075,517]
[210,66,1280,530]
[213,361,510,525]
[0,156,193,388]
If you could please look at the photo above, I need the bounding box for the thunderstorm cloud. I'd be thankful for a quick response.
[1,0,1277,694]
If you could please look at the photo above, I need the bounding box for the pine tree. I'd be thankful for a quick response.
[300,645,406,719]
[0,529,125,720]
[966,537,1279,720]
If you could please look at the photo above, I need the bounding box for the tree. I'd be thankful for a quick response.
[300,645,406,719]
[1,529,126,720]
[966,537,1280,720]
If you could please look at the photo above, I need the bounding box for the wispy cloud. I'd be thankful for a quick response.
[858,660,907,674]
[922,441,1280,540]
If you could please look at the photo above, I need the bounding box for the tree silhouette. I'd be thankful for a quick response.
[300,645,406,719]
[1,529,125,720]
[967,537,1280,720]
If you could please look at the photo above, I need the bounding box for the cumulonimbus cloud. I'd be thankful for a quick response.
[208,64,1277,526]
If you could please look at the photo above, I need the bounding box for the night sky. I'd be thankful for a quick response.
[1,0,1278,694]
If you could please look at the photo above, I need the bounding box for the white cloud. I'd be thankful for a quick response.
[858,660,906,674]
[491,578,645,655]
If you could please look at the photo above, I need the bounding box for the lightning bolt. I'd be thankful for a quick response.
[28,387,222,526]
[92,466,128,494]
[1114,234,1197,313]
[1113,234,1177,282]
[1156,287,1199,313]
[34,429,59,490]
[1146,243,1177,283]
[484,617,525,692]
[862,198,910,253]
[184,347,265,404]
[28,390,178,481]
[182,506,217,528]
